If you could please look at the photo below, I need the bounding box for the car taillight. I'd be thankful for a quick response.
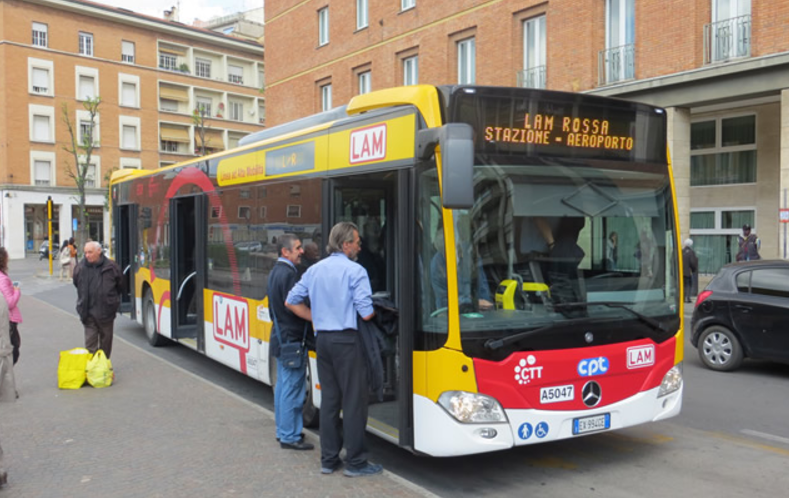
[695,290,713,308]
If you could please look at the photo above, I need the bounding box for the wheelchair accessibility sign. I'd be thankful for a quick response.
[518,421,550,440]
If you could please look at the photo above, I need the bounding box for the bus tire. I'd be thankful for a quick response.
[303,360,319,428]
[143,289,168,347]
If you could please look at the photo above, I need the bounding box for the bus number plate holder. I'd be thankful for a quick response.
[573,413,611,435]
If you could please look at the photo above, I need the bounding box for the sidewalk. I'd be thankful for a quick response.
[0,291,433,497]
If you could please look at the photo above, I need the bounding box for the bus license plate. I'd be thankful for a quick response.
[573,413,611,435]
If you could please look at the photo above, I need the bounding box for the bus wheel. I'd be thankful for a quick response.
[303,361,319,428]
[143,290,168,347]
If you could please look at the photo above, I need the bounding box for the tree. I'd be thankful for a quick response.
[192,105,209,157]
[61,96,100,248]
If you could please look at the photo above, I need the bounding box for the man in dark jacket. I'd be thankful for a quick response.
[682,239,699,303]
[73,241,122,359]
[268,234,313,451]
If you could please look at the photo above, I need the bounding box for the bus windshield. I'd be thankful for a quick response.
[422,157,680,360]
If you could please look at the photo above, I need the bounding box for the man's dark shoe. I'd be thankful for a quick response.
[280,440,314,450]
[343,463,383,477]
[321,462,343,475]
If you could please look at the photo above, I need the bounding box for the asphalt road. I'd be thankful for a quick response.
[18,261,789,497]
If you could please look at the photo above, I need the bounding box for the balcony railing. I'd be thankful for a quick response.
[598,43,635,86]
[517,66,546,89]
[704,14,751,64]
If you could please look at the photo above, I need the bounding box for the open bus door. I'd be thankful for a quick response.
[169,194,207,351]
[114,204,138,317]
[326,169,415,450]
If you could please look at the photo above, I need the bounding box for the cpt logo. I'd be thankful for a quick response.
[578,356,609,377]
[213,293,250,352]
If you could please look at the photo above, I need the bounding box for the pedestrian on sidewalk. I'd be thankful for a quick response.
[59,240,72,281]
[286,222,383,478]
[73,241,122,359]
[0,248,22,364]
[268,234,314,451]
[1,291,18,487]
[682,239,699,303]
[736,224,761,261]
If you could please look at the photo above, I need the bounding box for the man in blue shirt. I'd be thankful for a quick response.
[267,234,313,451]
[286,222,382,477]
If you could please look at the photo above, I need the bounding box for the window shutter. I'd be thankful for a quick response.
[122,41,135,61]
[35,160,50,183]
[122,82,136,106]
[79,75,94,100]
[32,67,49,89]
[123,125,136,149]
[33,115,50,141]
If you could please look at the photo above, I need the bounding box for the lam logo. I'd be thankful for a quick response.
[350,124,387,164]
[213,293,250,352]
[627,345,655,369]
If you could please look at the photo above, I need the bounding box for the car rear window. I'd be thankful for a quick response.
[750,269,789,298]
[736,271,750,292]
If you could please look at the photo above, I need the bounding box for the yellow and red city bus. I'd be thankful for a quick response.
[110,85,684,457]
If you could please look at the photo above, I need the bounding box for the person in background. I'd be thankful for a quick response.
[68,237,78,278]
[286,222,382,477]
[59,239,72,281]
[682,239,699,303]
[73,241,122,359]
[606,231,618,270]
[300,241,320,271]
[0,248,22,365]
[267,234,313,451]
[736,224,761,261]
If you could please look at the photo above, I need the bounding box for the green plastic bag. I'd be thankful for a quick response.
[58,348,91,389]
[86,349,114,388]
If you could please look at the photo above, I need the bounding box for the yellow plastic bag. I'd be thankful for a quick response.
[86,349,113,388]
[58,348,91,389]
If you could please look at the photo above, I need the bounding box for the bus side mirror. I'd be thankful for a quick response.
[417,123,474,209]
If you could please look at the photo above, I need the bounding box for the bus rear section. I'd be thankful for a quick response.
[409,86,683,456]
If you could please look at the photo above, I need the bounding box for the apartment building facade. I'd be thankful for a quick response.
[0,0,265,259]
[264,0,789,274]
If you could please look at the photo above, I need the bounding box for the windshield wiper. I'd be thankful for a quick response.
[552,301,669,334]
[484,323,558,351]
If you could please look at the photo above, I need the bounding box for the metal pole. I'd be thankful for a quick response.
[784,189,787,259]
[47,196,53,275]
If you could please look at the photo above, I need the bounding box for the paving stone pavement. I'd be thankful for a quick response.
[0,259,435,498]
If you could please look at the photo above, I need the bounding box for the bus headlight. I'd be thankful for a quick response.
[437,391,508,423]
[658,362,683,397]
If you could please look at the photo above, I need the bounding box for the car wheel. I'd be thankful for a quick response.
[143,289,168,347]
[698,325,743,371]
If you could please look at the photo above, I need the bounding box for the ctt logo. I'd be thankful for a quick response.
[578,356,609,377]
[514,355,543,385]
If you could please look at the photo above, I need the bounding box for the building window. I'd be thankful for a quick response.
[85,164,97,188]
[358,71,371,95]
[79,120,94,144]
[691,115,756,186]
[286,205,302,218]
[229,101,244,121]
[196,97,212,117]
[321,84,332,111]
[260,206,267,219]
[78,75,96,101]
[121,82,137,107]
[32,115,51,142]
[122,124,138,150]
[357,0,368,30]
[402,0,416,10]
[238,206,251,219]
[690,208,755,273]
[706,0,751,63]
[318,7,329,46]
[159,53,177,71]
[79,32,93,56]
[211,206,223,219]
[121,41,135,63]
[457,37,476,84]
[601,0,635,84]
[228,65,244,84]
[160,99,179,112]
[195,58,212,78]
[521,16,546,89]
[32,22,48,47]
[403,55,418,85]
[34,160,51,186]
[161,140,179,152]
[31,67,50,94]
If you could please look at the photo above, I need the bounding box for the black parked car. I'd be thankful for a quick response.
[690,260,789,371]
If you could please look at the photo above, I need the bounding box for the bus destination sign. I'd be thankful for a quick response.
[450,88,667,164]
[484,113,634,152]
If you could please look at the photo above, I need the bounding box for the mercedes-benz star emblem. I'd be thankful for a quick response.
[584,332,594,344]
[582,381,602,407]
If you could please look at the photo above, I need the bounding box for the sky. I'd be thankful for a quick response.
[97,0,264,26]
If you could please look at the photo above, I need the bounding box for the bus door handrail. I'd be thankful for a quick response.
[123,264,131,276]
[177,271,197,301]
